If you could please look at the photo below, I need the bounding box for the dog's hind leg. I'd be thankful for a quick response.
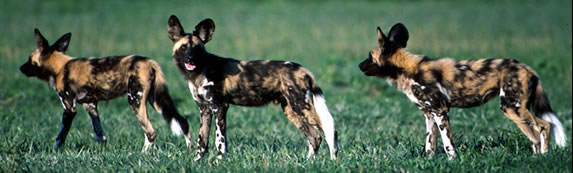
[127,75,155,152]
[82,102,107,148]
[500,79,550,153]
[501,100,543,153]
[281,102,322,159]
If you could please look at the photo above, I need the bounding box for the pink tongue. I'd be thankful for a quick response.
[184,63,196,71]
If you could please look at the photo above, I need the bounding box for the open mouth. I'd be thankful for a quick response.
[184,63,196,71]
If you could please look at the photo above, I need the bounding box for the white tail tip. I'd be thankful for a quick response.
[170,119,183,136]
[312,93,338,159]
[541,113,567,147]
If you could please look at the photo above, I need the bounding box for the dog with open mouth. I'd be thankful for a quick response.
[167,15,339,161]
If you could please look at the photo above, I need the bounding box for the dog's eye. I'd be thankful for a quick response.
[180,44,188,50]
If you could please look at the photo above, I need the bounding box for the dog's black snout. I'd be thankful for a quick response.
[19,64,26,73]
[184,56,194,64]
[19,63,33,76]
[359,60,367,71]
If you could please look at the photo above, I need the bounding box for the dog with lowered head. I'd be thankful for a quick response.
[359,23,566,159]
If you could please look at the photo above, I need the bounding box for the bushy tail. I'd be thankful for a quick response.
[149,63,189,136]
[307,75,338,160]
[530,78,566,147]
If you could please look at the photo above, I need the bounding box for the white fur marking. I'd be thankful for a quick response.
[424,117,436,153]
[305,90,311,103]
[306,141,315,159]
[194,79,214,103]
[188,82,199,101]
[184,134,192,148]
[435,83,451,101]
[404,81,421,103]
[459,65,468,70]
[49,77,56,89]
[500,88,505,97]
[58,97,67,109]
[433,115,456,159]
[284,61,292,65]
[142,136,153,152]
[540,133,547,153]
[170,119,183,136]
[424,101,432,106]
[215,119,226,159]
[541,113,567,147]
[77,92,87,100]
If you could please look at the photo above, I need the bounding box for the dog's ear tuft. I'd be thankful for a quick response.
[34,28,49,52]
[388,23,409,48]
[168,15,186,42]
[193,18,215,43]
[53,32,71,53]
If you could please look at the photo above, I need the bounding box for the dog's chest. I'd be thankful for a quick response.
[388,77,419,103]
[188,78,215,104]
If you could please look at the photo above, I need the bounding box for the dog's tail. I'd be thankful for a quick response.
[148,62,189,136]
[306,75,338,160]
[530,76,566,147]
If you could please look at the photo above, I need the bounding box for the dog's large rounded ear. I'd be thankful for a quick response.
[53,32,71,53]
[168,15,186,42]
[377,26,388,47]
[193,18,215,43]
[34,28,49,52]
[388,23,409,48]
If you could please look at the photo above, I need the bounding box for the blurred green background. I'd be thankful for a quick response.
[1,0,571,171]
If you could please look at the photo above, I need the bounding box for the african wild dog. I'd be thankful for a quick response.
[20,29,193,152]
[166,15,339,161]
[359,23,566,159]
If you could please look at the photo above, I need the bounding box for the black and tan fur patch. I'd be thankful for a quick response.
[359,23,566,158]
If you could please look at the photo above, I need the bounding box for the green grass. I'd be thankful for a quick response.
[1,0,571,172]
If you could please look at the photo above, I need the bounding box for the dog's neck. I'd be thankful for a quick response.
[389,49,424,76]
[377,48,425,80]
[46,51,72,76]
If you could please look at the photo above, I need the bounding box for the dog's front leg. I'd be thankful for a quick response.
[431,110,456,159]
[194,104,212,161]
[423,112,438,157]
[55,95,77,150]
[413,83,455,159]
[83,102,107,149]
[213,103,229,160]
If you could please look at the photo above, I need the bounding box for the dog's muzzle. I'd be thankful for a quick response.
[183,56,196,71]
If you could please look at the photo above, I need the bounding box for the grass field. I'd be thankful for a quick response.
[1,0,571,172]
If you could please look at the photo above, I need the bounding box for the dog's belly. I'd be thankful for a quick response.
[448,89,499,108]
[226,89,281,106]
[76,86,128,103]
